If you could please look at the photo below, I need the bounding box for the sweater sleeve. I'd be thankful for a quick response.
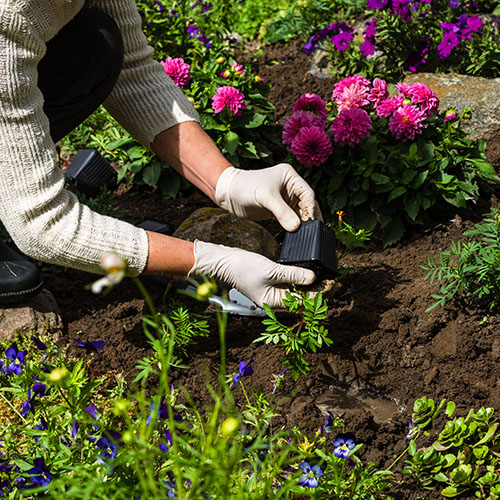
[0,4,149,275]
[92,0,200,147]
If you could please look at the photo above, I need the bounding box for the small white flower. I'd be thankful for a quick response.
[91,253,127,294]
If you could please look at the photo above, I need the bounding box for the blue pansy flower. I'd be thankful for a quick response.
[5,343,26,375]
[96,436,117,463]
[27,457,51,487]
[333,432,356,459]
[32,336,47,351]
[84,404,99,420]
[232,360,254,386]
[159,430,173,452]
[75,338,105,354]
[298,462,323,488]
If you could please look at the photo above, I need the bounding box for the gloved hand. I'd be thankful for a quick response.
[188,240,316,308]
[215,163,322,232]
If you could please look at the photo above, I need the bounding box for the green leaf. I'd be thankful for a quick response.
[445,401,456,418]
[223,131,239,155]
[142,162,162,187]
[245,113,268,129]
[159,171,181,198]
[468,158,500,182]
[475,422,499,446]
[388,186,407,202]
[371,172,391,185]
[200,113,227,131]
[382,217,405,247]
[441,486,463,497]
[405,196,419,221]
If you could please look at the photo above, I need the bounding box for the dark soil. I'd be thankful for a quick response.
[43,38,500,499]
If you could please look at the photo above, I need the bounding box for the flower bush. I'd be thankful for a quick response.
[283,76,499,246]
[305,0,500,80]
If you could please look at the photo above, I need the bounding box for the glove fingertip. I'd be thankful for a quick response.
[301,269,316,285]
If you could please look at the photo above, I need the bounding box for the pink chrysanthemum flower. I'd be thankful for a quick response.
[332,75,371,100]
[211,86,246,116]
[389,104,427,141]
[368,78,388,106]
[282,111,325,149]
[330,108,372,147]
[407,82,439,117]
[375,94,405,117]
[444,109,457,122]
[290,126,333,168]
[395,82,411,97]
[335,83,371,111]
[292,93,328,121]
[160,57,191,88]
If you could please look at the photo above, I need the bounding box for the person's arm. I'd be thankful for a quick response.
[150,121,231,203]
[0,3,149,276]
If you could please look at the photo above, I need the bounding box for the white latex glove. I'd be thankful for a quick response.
[215,163,322,232]
[188,240,316,308]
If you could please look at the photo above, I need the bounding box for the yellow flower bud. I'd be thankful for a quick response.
[220,417,239,436]
[216,56,226,64]
[122,431,133,444]
[48,367,70,385]
[113,399,130,415]
[197,282,216,299]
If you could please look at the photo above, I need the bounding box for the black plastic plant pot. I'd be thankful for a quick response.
[278,219,337,276]
[64,148,117,198]
[136,218,175,236]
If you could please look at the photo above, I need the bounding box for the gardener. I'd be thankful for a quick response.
[0,0,320,308]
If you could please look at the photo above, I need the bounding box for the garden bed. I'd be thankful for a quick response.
[43,39,500,499]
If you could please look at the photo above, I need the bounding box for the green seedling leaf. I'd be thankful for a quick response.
[441,486,463,497]
[475,422,498,446]
[446,401,456,418]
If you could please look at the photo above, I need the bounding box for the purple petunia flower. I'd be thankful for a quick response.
[332,31,354,51]
[360,19,377,57]
[333,432,356,458]
[5,343,26,375]
[299,462,323,487]
[232,360,254,385]
[367,0,388,9]
[448,0,461,8]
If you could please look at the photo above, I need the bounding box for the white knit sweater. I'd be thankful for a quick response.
[0,0,200,275]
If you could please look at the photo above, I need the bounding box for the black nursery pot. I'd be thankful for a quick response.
[64,148,117,198]
[278,219,337,278]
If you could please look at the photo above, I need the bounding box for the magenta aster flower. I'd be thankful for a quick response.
[330,108,372,147]
[368,78,388,106]
[282,111,325,148]
[292,93,328,121]
[211,86,246,116]
[444,109,457,122]
[375,94,405,117]
[290,126,332,168]
[334,83,371,111]
[332,75,371,100]
[407,82,439,117]
[389,104,427,141]
[160,57,191,88]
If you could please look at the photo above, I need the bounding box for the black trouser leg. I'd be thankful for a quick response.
[37,8,124,143]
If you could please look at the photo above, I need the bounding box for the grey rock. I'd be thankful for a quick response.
[404,72,500,147]
[173,207,279,260]
[0,289,63,342]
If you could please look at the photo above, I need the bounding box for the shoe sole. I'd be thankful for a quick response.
[0,279,44,305]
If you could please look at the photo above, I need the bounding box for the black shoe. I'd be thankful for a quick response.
[0,241,44,304]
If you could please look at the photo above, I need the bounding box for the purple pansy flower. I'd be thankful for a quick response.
[333,432,356,458]
[5,343,26,375]
[298,462,323,488]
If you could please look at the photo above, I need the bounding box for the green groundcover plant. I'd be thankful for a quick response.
[423,208,500,312]
[1,258,500,498]
[281,75,498,246]
[303,0,500,81]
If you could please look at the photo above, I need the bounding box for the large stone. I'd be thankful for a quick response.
[172,207,279,259]
[404,73,500,158]
[0,289,63,342]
